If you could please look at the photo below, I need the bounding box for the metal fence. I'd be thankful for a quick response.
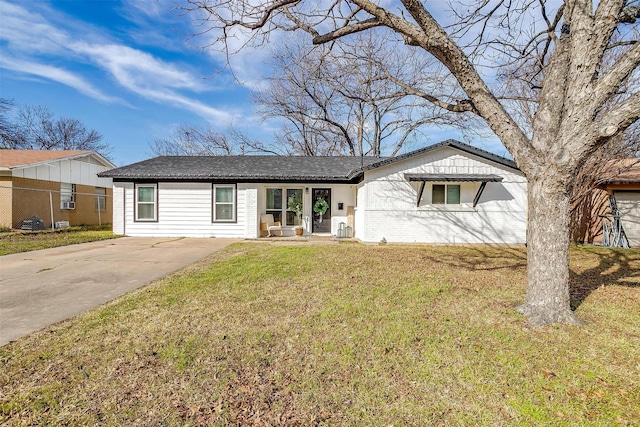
[0,185,112,230]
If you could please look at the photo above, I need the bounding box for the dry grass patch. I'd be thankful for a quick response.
[0,225,117,255]
[1,243,639,426]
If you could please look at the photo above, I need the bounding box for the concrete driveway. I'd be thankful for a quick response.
[0,237,240,346]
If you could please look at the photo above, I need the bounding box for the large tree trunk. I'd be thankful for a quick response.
[517,174,583,326]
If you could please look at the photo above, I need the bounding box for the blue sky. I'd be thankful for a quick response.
[0,0,507,166]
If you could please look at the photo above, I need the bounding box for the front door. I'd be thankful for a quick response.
[312,188,331,233]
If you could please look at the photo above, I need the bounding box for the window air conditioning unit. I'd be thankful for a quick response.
[61,201,76,210]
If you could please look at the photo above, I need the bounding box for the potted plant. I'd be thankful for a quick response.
[287,193,304,236]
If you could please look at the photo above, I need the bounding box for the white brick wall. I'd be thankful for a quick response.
[243,185,259,238]
[356,146,527,244]
[111,182,128,235]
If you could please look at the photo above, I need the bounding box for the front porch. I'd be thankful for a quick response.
[256,183,357,239]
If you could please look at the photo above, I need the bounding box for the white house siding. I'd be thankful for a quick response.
[114,181,359,238]
[13,157,112,188]
[116,182,247,238]
[355,147,527,244]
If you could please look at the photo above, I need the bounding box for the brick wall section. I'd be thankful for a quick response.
[69,183,113,226]
[1,177,112,229]
[0,177,12,229]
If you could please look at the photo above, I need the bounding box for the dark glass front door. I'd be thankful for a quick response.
[312,188,331,233]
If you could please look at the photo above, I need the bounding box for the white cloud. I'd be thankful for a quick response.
[121,0,169,21]
[0,56,127,105]
[0,0,234,122]
[0,1,70,55]
[73,42,206,92]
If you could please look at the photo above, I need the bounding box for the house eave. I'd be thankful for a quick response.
[110,175,361,184]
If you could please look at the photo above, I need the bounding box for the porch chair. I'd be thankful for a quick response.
[260,214,283,237]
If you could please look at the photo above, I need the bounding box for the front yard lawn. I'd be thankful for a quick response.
[0,225,118,256]
[1,243,639,425]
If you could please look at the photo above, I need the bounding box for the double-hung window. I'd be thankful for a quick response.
[432,184,461,205]
[266,188,303,226]
[136,184,157,221]
[213,184,236,222]
[266,188,283,224]
[60,183,75,209]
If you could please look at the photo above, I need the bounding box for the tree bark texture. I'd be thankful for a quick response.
[517,174,582,326]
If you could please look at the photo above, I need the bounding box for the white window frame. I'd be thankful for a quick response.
[60,183,76,209]
[266,187,304,227]
[432,184,461,205]
[135,183,158,222]
[213,184,236,223]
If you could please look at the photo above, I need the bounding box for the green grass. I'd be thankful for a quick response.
[1,242,639,426]
[0,225,118,255]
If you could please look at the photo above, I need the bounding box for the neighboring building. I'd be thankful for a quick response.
[596,159,640,247]
[100,140,526,244]
[0,150,115,229]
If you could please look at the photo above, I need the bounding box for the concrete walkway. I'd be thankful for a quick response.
[0,237,240,346]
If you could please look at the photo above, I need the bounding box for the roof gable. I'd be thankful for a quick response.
[350,139,518,178]
[0,150,114,169]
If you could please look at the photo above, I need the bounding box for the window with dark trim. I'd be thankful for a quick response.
[213,184,236,222]
[266,187,303,226]
[135,184,157,221]
[432,184,460,205]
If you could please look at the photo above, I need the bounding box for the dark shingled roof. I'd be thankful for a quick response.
[99,155,383,182]
[99,140,520,182]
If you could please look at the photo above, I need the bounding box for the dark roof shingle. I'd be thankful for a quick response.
[99,140,520,182]
[99,155,382,181]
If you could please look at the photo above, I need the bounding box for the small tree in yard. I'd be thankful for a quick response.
[179,0,640,326]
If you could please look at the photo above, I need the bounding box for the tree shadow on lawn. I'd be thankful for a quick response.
[569,247,640,310]
[416,245,528,272]
[414,244,639,311]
